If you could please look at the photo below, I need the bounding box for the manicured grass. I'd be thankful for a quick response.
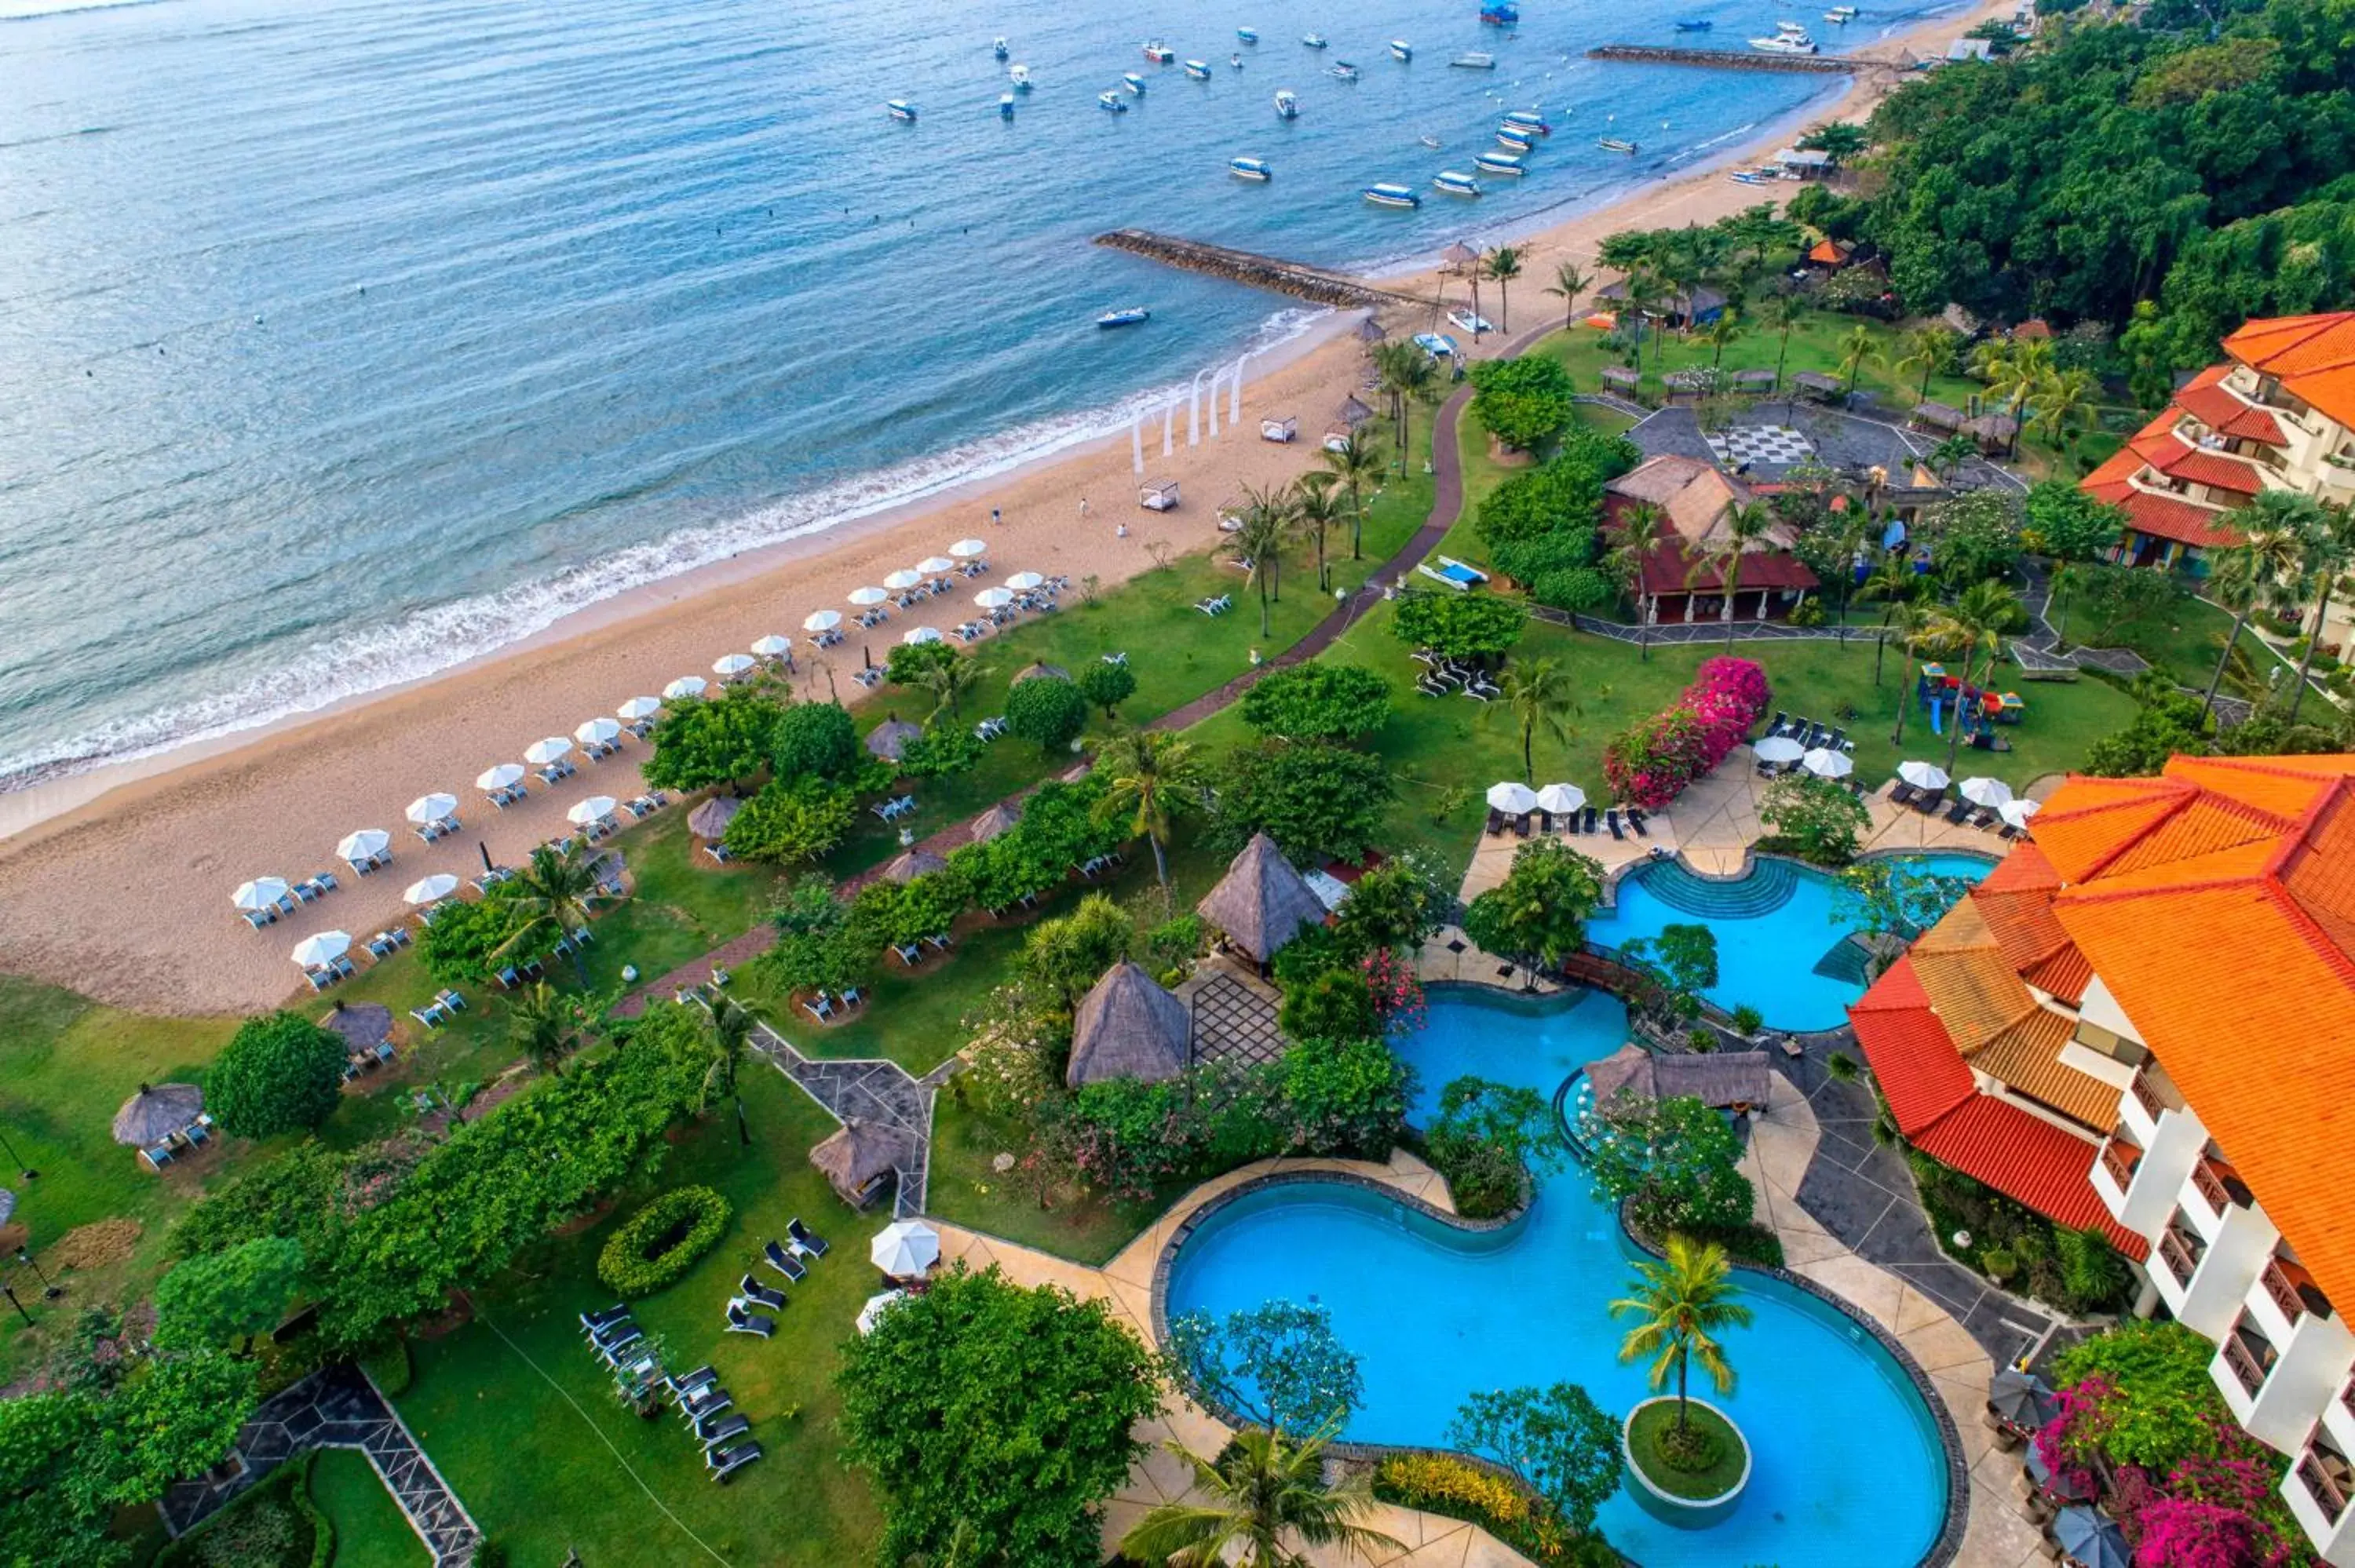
[308,1449,429,1568]
[1627,1398,1747,1501]
[926,1095,1179,1267]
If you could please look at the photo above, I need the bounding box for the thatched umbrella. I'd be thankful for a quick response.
[1067,961,1192,1087]
[112,1083,203,1147]
[1013,662,1069,684]
[866,719,923,762]
[1196,833,1328,965]
[1441,240,1481,273]
[321,1002,392,1056]
[809,1118,913,1208]
[687,796,742,840]
[969,801,1021,844]
[1356,316,1388,344]
[1336,395,1374,428]
[883,848,949,884]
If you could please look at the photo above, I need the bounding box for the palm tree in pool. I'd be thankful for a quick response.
[1544,259,1591,333]
[1893,323,1959,406]
[493,842,605,983]
[1612,1234,1754,1442]
[1119,1422,1404,1568]
[704,994,756,1147]
[1292,472,1348,594]
[1092,730,1206,893]
[1318,431,1383,560]
[1484,244,1524,332]
[2203,507,2309,724]
[1856,552,1919,686]
[1492,657,1581,779]
[1939,578,2023,777]
[1604,501,1670,661]
[1229,484,1292,636]
[1690,499,1778,652]
[508,981,580,1078]
[1837,323,1879,403]
[1754,293,1806,399]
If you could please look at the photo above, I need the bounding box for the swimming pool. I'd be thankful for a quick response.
[1586,851,1994,1031]
[1163,990,1953,1566]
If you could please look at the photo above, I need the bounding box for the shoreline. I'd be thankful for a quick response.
[0,0,2012,1015]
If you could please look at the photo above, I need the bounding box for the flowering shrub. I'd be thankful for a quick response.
[1601,658,1771,808]
[2133,1498,2269,1568]
[1375,1453,1579,1564]
[1361,946,1427,1034]
[597,1185,732,1297]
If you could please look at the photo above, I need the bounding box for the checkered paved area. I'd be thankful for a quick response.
[1707,424,1815,468]
[1187,971,1287,1067]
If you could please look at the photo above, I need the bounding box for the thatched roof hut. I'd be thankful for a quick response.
[1791,370,1844,401]
[112,1083,203,1147]
[866,719,923,762]
[809,1118,914,1209]
[1441,240,1481,272]
[1961,413,2018,454]
[1013,662,1070,684]
[1583,1044,1773,1112]
[687,796,743,840]
[883,847,949,884]
[1337,395,1374,428]
[1911,401,1966,435]
[1066,961,1193,1087]
[1356,316,1389,345]
[1196,833,1327,964]
[322,1002,392,1055]
[969,801,1021,844]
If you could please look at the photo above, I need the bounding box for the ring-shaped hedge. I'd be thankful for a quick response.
[597,1185,733,1298]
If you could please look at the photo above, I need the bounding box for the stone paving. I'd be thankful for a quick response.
[751,1021,937,1219]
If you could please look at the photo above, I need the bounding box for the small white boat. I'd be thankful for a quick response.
[1237,25,1259,42]
[1448,308,1496,335]
[1274,88,1300,118]
[885,99,918,122]
[1451,50,1497,68]
[1502,110,1551,135]
[1144,41,1176,62]
[1098,90,1129,111]
[992,36,1009,60]
[1497,126,1535,150]
[1232,53,1245,68]
[1010,63,1033,91]
[1749,31,1819,52]
[1390,39,1414,61]
[1597,136,1638,152]
[1185,58,1213,78]
[1473,150,1525,174]
[999,93,1016,119]
[1418,133,1443,148]
[1433,170,1482,196]
[1123,71,1148,94]
[1097,307,1152,328]
[1230,155,1272,181]
[1302,32,1328,48]
[1823,9,1852,18]
[1330,60,1360,80]
[1362,181,1420,208]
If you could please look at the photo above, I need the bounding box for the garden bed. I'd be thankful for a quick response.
[1624,1399,1747,1503]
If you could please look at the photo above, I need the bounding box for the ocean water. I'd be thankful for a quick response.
[0,0,1948,790]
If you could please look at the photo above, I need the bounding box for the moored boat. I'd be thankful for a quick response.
[1123,71,1148,93]
[1096,307,1151,328]
[1390,39,1414,60]
[1185,58,1213,78]
[885,99,918,122]
[992,36,1009,60]
[1362,182,1421,207]
[1144,41,1176,62]
[1673,17,1714,28]
[1229,155,1272,181]
[1237,26,1259,42]
[1232,53,1244,67]
[999,93,1015,119]
[1418,133,1443,148]
[1330,60,1360,80]
[1274,88,1300,118]
[1010,63,1033,90]
[1729,169,1772,184]
[1433,170,1482,196]
[1749,31,1819,51]
[1450,50,1496,67]
[1302,32,1327,47]
[1098,90,1129,111]
[1473,149,1525,174]
[1481,2,1520,24]
[1502,109,1550,134]
[1497,126,1535,150]
[1597,136,1638,152]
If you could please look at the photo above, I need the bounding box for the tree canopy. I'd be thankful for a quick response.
[641,686,785,792]
[1467,355,1579,452]
[1165,1299,1365,1436]
[769,699,861,783]
[1444,1383,1623,1534]
[1238,662,1397,743]
[1006,672,1090,753]
[206,1011,348,1140]
[722,776,856,866]
[154,1235,305,1351]
[1390,590,1528,660]
[1461,839,1604,969]
[1211,738,1396,865]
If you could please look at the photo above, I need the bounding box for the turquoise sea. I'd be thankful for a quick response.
[0,0,1951,789]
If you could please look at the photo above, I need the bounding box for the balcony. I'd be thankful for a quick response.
[2101,1138,2139,1190]
[2263,1259,2320,1326]
[2161,1227,2204,1286]
[2192,1156,2251,1214]
[2223,1334,2272,1397]
[2302,1450,2353,1525]
[2132,1070,2169,1122]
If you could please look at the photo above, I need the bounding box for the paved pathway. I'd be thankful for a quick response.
[161,1364,481,1566]
[750,1020,938,1219]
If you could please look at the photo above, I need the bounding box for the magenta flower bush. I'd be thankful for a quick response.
[1601,657,1772,808]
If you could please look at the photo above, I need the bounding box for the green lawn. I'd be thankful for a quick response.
[1627,1400,1748,1501]
[308,1449,429,1568]
[1542,311,1988,425]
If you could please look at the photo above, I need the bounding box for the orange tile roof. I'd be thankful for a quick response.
[1849,957,1977,1133]
[2222,312,2355,432]
[2127,426,2266,496]
[1972,1008,2120,1129]
[2173,364,2288,445]
[2022,945,2093,1005]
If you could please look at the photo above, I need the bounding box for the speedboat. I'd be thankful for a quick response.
[1411,331,1461,358]
[1674,17,1714,28]
[1274,88,1300,118]
[1473,149,1525,174]
[1330,60,1360,80]
[1448,308,1495,334]
[1237,25,1259,42]
[1502,109,1550,134]
[1597,136,1638,152]
[1097,90,1129,112]
[1750,31,1819,51]
[992,37,1009,60]
[1481,2,1519,24]
[1144,41,1176,62]
[1010,63,1033,91]
[1451,51,1497,67]
[999,93,1016,119]
[1729,168,1773,184]
[1390,39,1414,60]
[1096,307,1151,328]
[1433,170,1482,196]
[1362,182,1421,208]
[1230,155,1272,181]
[1185,58,1213,78]
[1824,4,1857,17]
[1302,32,1328,48]
[1123,71,1148,93]
[1496,126,1535,150]
[885,99,918,122]
[1232,53,1245,67]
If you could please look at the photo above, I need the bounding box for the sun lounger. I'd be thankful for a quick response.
[1628,808,1649,838]
[706,1440,762,1484]
[1765,710,1790,737]
[893,940,922,966]
[739,1274,788,1310]
[1607,809,1626,841]
[703,843,734,866]
[589,1313,640,1348]
[1913,786,1947,815]
[763,1240,808,1283]
[803,994,834,1023]
[1485,807,1504,835]
[1944,797,1974,825]
[695,1411,751,1449]
[1512,811,1532,838]
[580,1305,631,1336]
[789,1218,830,1257]
[1888,782,1919,808]
[838,986,864,1008]
[724,1300,774,1338]
[597,1329,646,1364]
[679,1384,730,1423]
[925,932,952,953]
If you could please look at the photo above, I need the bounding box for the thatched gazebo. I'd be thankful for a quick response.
[1441,240,1481,274]
[1356,316,1388,345]
[1066,961,1193,1087]
[883,847,949,884]
[969,802,1021,844]
[1336,395,1374,429]
[1962,413,2018,454]
[1791,370,1844,403]
[809,1118,913,1209]
[687,796,743,841]
[1196,833,1328,965]
[866,719,923,762]
[113,1082,203,1149]
[1582,1043,1773,1113]
[1013,662,1070,684]
[322,1002,392,1057]
[1910,401,1966,436]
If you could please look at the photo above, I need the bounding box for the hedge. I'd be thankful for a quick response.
[1373,1453,1588,1566]
[597,1186,733,1298]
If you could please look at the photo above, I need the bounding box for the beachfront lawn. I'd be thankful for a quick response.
[307,1449,429,1568]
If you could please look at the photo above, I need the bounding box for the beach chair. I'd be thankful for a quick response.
[707,1441,762,1484]
[597,1329,646,1365]
[1512,811,1532,838]
[1888,782,1919,808]
[925,932,952,954]
[893,940,922,966]
[704,844,734,866]
[1629,808,1650,838]
[802,994,834,1024]
[1485,807,1504,836]
[1562,808,1581,835]
[724,1300,774,1339]
[1765,710,1791,738]
[762,1240,809,1283]
[739,1274,788,1311]
[789,1217,830,1257]
[1912,787,1947,816]
[580,1304,631,1338]
[695,1411,751,1450]
[1944,797,1974,825]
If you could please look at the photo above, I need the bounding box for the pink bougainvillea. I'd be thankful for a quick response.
[2133,1498,2270,1568]
[1601,657,1772,808]
[1360,946,1427,1035]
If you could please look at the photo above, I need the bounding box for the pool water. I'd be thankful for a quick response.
[1164,990,1950,1566]
[1586,851,1994,1031]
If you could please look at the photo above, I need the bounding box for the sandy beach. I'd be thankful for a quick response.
[0,0,2010,1016]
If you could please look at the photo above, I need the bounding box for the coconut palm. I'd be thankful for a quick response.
[1940,579,2024,776]
[1374,341,1440,477]
[1491,657,1579,779]
[1093,730,1207,892]
[1544,259,1591,332]
[1837,323,1878,402]
[1604,501,1672,661]
[1612,1235,1754,1440]
[705,994,755,1147]
[915,652,988,719]
[508,982,580,1078]
[1689,499,1779,651]
[1317,431,1384,560]
[1888,598,1950,746]
[493,842,605,983]
[2268,491,2349,722]
[1483,244,1523,332]
[1893,323,1959,405]
[2031,366,2099,461]
[1754,294,1806,397]
[1704,308,1743,368]
[2203,507,2311,723]
[1118,1423,1404,1568]
[1292,472,1348,594]
[1856,553,1919,686]
[1926,432,1979,480]
[1229,483,1292,635]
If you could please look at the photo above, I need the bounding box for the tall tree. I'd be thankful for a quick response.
[508,980,581,1078]
[2203,512,2308,723]
[1603,501,1670,660]
[1119,1424,1404,1568]
[1375,342,1440,476]
[1939,579,2024,776]
[2273,492,2350,722]
[1317,431,1384,560]
[1092,730,1206,892]
[1229,484,1293,636]
[1611,1235,1754,1440]
[1492,656,1579,779]
[1690,499,1779,651]
[494,842,606,983]
[915,652,988,719]
[1887,598,1949,746]
[1754,293,1806,396]
[1484,244,1524,332]
[1543,259,1591,332]
[1293,472,1348,594]
[2031,366,2101,461]
[1893,323,1959,404]
[1837,323,1879,402]
[1856,553,1917,686]
[705,994,755,1146]
[1703,307,1742,368]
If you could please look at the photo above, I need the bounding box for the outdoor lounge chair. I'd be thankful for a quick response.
[1912,787,1947,815]
[1512,811,1531,838]
[681,1384,732,1424]
[597,1329,646,1365]
[1944,797,1974,825]
[893,941,922,966]
[1484,807,1504,835]
[1607,809,1626,841]
[788,1217,831,1258]
[694,1412,751,1449]
[1765,710,1790,737]
[763,1240,809,1282]
[739,1275,788,1311]
[724,1300,774,1338]
[1888,782,1919,808]
[706,1440,762,1483]
[803,994,834,1023]
[1628,808,1649,838]
[581,1304,632,1337]
[670,1363,717,1395]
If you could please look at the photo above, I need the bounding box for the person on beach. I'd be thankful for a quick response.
[1078,496,1090,520]
[1116,522,1128,538]
[990,507,1001,527]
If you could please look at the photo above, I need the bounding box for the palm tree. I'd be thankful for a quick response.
[1318,431,1384,560]
[1604,501,1671,660]
[1093,730,1205,892]
[2203,509,2309,723]
[1690,499,1778,651]
[1484,245,1523,332]
[1974,337,2055,456]
[1612,1236,1754,1441]
[1837,323,1878,403]
[1119,1424,1404,1568]
[1492,657,1579,778]
[1893,323,1959,405]
[508,982,579,1078]
[1754,294,1806,397]
[493,843,604,982]
[1292,472,1348,594]
[2266,491,2347,722]
[1888,598,1948,746]
[1940,579,2023,776]
[1798,121,1869,167]
[1856,554,1917,685]
[1229,483,1292,634]
[1704,308,1742,368]
[2031,366,2099,462]
[915,653,987,719]
[1375,341,1440,477]
[705,994,755,1147]
[1544,259,1591,332]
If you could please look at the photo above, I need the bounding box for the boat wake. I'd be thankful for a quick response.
[0,0,168,20]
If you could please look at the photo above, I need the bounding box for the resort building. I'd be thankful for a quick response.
[1850,754,2355,1565]
[2079,313,2355,649]
[1601,455,1820,625]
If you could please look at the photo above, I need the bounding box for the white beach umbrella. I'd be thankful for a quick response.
[856,1289,909,1336]
[750,634,794,658]
[1754,735,1805,764]
[712,652,758,678]
[338,828,391,863]
[1898,760,1951,792]
[403,873,460,906]
[290,930,351,968]
[949,538,988,559]
[404,793,458,826]
[901,625,944,646]
[1486,782,1538,815]
[803,610,842,633]
[523,736,573,766]
[973,586,1014,610]
[869,1220,941,1278]
[915,556,955,576]
[576,717,622,746]
[663,676,708,701]
[617,696,663,722]
[1959,776,2014,808]
[1005,571,1046,592]
[882,568,923,591]
[1802,748,1854,779]
[567,796,619,827]
[232,877,290,913]
[1535,782,1586,815]
[848,586,889,607]
[476,763,527,793]
[1999,798,2041,830]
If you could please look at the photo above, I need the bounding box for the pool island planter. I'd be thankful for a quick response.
[1620,1396,1751,1527]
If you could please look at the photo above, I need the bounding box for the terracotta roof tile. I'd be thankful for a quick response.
[2223,312,2355,428]
[2021,945,2093,1005]
[2025,779,2195,881]
[1848,958,1977,1134]
[2174,365,2288,444]
[1971,1008,2121,1129]
[1908,1098,2147,1258]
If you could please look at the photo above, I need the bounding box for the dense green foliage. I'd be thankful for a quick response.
[1472,428,1641,611]
[1583,1094,1756,1237]
[1211,738,1396,864]
[1755,775,1873,866]
[1165,1299,1364,1435]
[154,1235,305,1351]
[1278,968,1379,1041]
[1425,1076,1564,1219]
[418,893,530,986]
[1446,1383,1624,1534]
[721,776,856,865]
[1075,658,1137,718]
[596,1185,732,1296]
[207,1011,349,1140]
[641,687,786,792]
[1375,1453,1616,1567]
[1468,356,1579,452]
[748,875,871,998]
[1461,839,1605,969]
[836,1264,1162,1568]
[1005,671,1090,753]
[769,699,862,782]
[2053,1321,2235,1473]
[1239,663,1397,743]
[1390,589,1528,659]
